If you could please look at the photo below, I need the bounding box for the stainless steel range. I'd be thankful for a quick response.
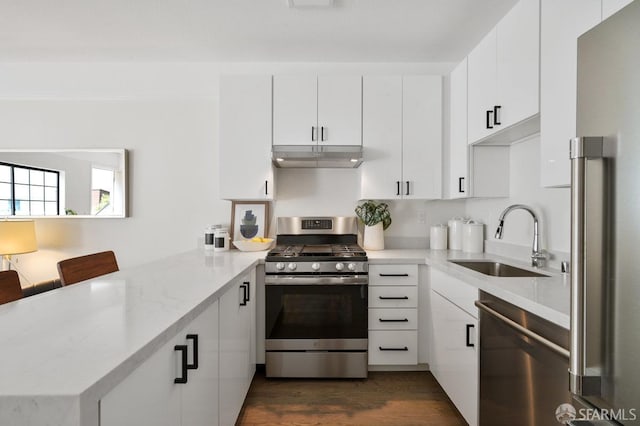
[264,216,368,378]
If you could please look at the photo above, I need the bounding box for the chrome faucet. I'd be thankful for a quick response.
[495,204,547,268]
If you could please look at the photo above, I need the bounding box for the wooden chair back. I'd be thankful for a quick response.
[57,251,119,286]
[0,270,23,304]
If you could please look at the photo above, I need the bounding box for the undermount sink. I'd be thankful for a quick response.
[449,260,550,278]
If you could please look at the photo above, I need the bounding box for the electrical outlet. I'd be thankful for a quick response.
[417,211,427,224]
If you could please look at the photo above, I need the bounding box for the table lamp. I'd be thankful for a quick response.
[0,220,38,271]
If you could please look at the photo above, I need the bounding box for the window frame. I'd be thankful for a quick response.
[0,161,60,216]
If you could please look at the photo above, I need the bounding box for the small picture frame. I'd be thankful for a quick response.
[230,201,270,245]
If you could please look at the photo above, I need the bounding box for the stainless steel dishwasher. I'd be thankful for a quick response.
[475,292,571,426]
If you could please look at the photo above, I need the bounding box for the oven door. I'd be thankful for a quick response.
[265,275,368,350]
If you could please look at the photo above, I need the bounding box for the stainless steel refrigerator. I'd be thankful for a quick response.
[570,1,640,424]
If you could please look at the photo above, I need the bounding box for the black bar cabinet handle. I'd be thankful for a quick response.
[186,334,199,370]
[265,180,268,196]
[379,273,409,277]
[379,318,409,323]
[311,126,316,141]
[379,296,409,300]
[458,177,465,193]
[321,126,326,141]
[174,345,188,384]
[240,284,248,306]
[493,105,502,125]
[466,324,475,347]
[379,346,409,351]
[405,181,410,196]
[486,110,494,129]
[244,281,250,302]
[396,181,400,196]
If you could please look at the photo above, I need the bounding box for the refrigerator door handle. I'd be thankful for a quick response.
[569,136,606,397]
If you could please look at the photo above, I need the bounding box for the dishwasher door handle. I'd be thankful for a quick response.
[475,300,569,360]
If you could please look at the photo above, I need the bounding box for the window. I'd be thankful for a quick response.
[0,162,60,216]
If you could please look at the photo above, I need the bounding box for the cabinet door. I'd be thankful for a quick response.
[273,75,318,146]
[100,335,182,426]
[448,59,469,199]
[496,0,540,130]
[540,0,602,187]
[219,279,252,426]
[467,28,497,144]
[402,75,442,199]
[219,75,274,200]
[602,0,634,19]
[181,302,219,426]
[317,75,362,146]
[430,290,478,426]
[360,76,402,199]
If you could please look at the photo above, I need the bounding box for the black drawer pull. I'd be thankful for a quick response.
[244,280,251,302]
[379,296,409,300]
[466,324,475,348]
[186,334,199,370]
[405,181,410,196]
[240,283,248,306]
[396,181,400,196]
[379,273,409,277]
[458,177,465,193]
[379,346,409,351]
[486,109,494,129]
[379,318,409,323]
[174,345,188,384]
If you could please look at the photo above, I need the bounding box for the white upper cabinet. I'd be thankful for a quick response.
[448,59,509,199]
[540,0,630,187]
[273,75,362,146]
[467,0,540,145]
[403,76,442,200]
[602,0,634,19]
[219,75,275,200]
[361,75,403,200]
[467,29,498,144]
[449,59,469,199]
[361,75,442,200]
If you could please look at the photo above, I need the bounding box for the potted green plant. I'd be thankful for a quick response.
[355,200,392,250]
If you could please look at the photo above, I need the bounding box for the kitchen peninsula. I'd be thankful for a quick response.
[0,249,264,426]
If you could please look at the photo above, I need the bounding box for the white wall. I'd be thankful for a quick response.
[0,61,458,285]
[464,135,571,256]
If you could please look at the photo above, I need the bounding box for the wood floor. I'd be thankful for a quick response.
[236,371,467,425]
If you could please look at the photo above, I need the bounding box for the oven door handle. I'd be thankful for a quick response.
[265,275,368,286]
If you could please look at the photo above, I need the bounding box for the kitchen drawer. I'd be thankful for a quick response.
[431,268,478,318]
[368,330,418,365]
[368,308,417,330]
[369,286,418,308]
[369,264,418,286]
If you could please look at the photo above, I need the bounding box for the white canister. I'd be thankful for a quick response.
[430,224,448,250]
[214,227,230,252]
[462,220,484,253]
[448,217,466,250]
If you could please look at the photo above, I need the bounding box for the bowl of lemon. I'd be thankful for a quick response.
[232,237,275,252]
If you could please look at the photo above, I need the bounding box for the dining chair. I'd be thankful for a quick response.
[0,270,23,304]
[57,251,119,286]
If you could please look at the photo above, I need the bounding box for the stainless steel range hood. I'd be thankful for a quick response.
[272,145,363,168]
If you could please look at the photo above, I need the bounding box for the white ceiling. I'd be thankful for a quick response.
[0,0,517,62]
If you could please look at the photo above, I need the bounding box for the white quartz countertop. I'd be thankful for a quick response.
[0,249,264,414]
[368,249,570,329]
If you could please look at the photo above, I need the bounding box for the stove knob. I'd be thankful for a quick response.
[311,262,321,271]
[335,262,345,271]
[276,262,285,271]
[347,263,357,271]
[287,262,297,271]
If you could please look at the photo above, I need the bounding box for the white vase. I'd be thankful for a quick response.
[363,223,385,251]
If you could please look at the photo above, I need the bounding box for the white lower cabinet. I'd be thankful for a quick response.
[100,301,219,426]
[219,273,256,426]
[430,269,478,426]
[368,264,418,366]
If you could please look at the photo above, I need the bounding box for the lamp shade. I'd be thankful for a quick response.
[0,220,38,255]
